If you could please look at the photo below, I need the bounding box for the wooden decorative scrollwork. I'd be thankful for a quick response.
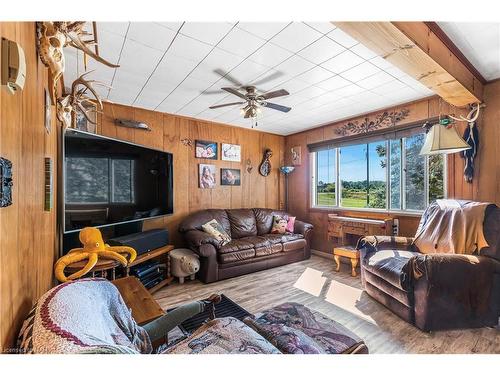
[334,108,410,137]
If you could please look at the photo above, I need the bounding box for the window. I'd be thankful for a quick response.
[315,148,336,206]
[66,157,135,204]
[311,133,446,212]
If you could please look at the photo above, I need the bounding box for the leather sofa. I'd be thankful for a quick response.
[357,201,500,331]
[179,208,313,283]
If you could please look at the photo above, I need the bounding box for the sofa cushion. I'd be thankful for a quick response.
[179,209,231,235]
[253,208,289,235]
[283,239,307,252]
[219,239,254,254]
[226,209,258,239]
[363,250,416,291]
[255,243,283,257]
[261,233,304,244]
[239,236,272,248]
[219,248,256,263]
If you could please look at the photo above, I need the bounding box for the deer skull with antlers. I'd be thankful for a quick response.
[57,72,108,129]
[37,21,119,103]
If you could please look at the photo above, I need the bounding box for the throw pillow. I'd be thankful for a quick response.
[202,219,231,246]
[271,215,295,234]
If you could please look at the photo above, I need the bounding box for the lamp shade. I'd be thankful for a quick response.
[279,166,295,175]
[420,124,471,155]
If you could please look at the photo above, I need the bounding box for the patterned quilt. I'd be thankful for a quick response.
[243,302,367,354]
[163,317,280,354]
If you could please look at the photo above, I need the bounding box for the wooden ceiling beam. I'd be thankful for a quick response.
[335,22,483,107]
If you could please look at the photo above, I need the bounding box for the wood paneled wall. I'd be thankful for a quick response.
[284,93,500,253]
[0,22,59,350]
[98,102,286,246]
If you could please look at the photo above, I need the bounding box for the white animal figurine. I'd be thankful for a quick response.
[169,248,200,284]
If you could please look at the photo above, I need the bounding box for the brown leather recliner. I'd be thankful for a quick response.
[179,208,313,283]
[357,201,500,332]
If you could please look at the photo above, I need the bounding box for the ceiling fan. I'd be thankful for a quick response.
[209,86,291,127]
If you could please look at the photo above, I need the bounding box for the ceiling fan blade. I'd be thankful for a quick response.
[222,87,248,100]
[263,102,292,113]
[260,89,290,100]
[209,101,245,109]
[252,71,285,86]
[214,69,243,87]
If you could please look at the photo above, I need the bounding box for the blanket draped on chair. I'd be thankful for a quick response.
[18,278,151,354]
[413,200,491,255]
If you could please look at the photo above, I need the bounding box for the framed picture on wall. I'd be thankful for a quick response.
[291,146,301,166]
[199,164,216,189]
[221,143,241,162]
[195,140,218,159]
[221,168,241,186]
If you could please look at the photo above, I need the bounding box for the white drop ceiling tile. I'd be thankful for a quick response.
[189,48,245,84]
[237,22,290,40]
[327,28,359,48]
[304,22,337,35]
[274,55,315,77]
[297,36,346,65]
[340,61,381,82]
[156,101,184,114]
[350,43,378,60]
[93,30,124,65]
[313,91,341,105]
[247,43,293,68]
[273,78,311,96]
[118,38,164,72]
[141,72,179,94]
[97,22,130,37]
[169,34,214,63]
[370,56,393,70]
[134,89,168,110]
[315,75,351,91]
[371,80,408,96]
[128,22,177,51]
[296,66,334,85]
[438,22,500,80]
[181,22,235,46]
[321,50,364,74]
[108,81,142,104]
[296,99,323,111]
[150,55,197,87]
[384,65,407,79]
[227,60,271,86]
[357,71,395,89]
[331,84,365,98]
[294,85,327,100]
[155,22,183,32]
[217,28,267,58]
[270,22,323,53]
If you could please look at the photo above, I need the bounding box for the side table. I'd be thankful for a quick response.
[333,246,360,277]
[112,276,164,325]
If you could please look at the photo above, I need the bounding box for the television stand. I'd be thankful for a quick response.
[125,245,175,293]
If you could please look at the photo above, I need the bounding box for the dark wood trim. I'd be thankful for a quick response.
[424,22,487,85]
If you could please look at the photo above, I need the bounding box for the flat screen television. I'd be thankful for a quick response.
[63,129,173,233]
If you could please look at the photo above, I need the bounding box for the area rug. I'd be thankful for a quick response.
[172,294,252,334]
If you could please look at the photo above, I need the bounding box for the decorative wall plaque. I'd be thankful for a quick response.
[259,149,273,177]
[0,157,13,208]
[334,108,410,137]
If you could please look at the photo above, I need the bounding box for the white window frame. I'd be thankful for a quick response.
[310,137,447,214]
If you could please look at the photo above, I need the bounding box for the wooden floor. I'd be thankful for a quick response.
[153,255,500,354]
